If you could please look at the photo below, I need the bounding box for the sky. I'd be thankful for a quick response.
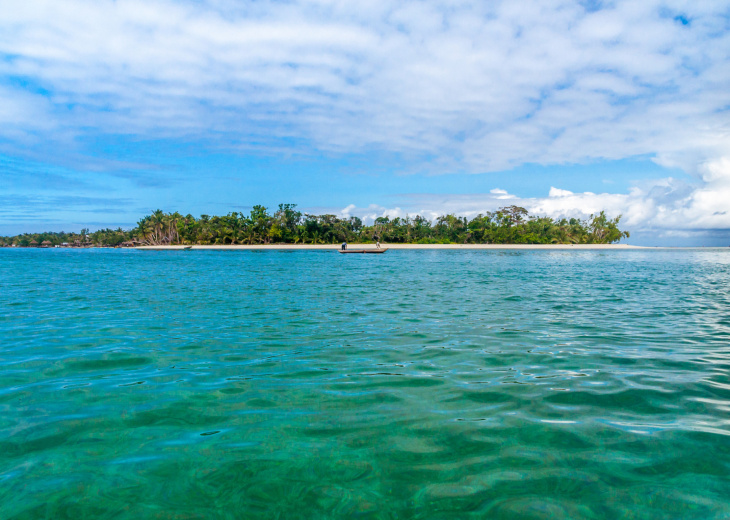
[0,0,729,245]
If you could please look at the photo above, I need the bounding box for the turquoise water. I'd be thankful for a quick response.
[1,248,730,519]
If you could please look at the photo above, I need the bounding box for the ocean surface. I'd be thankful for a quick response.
[1,248,730,519]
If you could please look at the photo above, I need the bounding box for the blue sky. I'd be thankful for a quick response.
[1,0,729,245]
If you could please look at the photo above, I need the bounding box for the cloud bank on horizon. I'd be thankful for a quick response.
[0,0,729,241]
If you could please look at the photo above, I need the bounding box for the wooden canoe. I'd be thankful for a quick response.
[338,248,388,254]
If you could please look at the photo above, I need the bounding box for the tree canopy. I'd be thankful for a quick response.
[1,204,629,247]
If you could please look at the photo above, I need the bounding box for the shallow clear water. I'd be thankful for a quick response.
[2,248,730,519]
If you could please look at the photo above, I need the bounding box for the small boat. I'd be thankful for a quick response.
[338,248,388,254]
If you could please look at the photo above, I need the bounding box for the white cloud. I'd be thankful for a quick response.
[1,0,727,165]
[548,188,574,198]
[340,156,730,238]
[0,0,729,236]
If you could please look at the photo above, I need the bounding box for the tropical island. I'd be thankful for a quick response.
[0,204,629,248]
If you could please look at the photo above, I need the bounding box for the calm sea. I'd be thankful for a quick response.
[1,248,730,519]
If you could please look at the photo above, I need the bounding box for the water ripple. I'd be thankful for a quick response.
[2,248,730,518]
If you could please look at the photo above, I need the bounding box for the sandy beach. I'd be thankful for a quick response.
[136,243,644,251]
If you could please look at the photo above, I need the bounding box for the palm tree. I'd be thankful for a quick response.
[147,210,166,244]
[135,216,153,244]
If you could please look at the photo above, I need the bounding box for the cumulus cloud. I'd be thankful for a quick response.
[339,156,730,240]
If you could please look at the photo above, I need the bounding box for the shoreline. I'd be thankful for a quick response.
[136,243,646,251]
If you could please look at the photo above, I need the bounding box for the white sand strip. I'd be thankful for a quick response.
[136,243,645,250]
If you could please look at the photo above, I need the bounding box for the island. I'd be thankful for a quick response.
[0,204,629,248]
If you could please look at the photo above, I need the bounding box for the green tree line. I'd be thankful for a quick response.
[0,204,629,247]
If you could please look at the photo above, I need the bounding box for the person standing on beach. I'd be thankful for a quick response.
[376,240,381,249]
[341,241,347,251]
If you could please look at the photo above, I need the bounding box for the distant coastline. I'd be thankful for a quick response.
[137,243,644,250]
[0,204,631,248]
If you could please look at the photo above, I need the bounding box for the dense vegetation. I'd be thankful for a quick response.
[0,205,629,247]
[0,228,130,248]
